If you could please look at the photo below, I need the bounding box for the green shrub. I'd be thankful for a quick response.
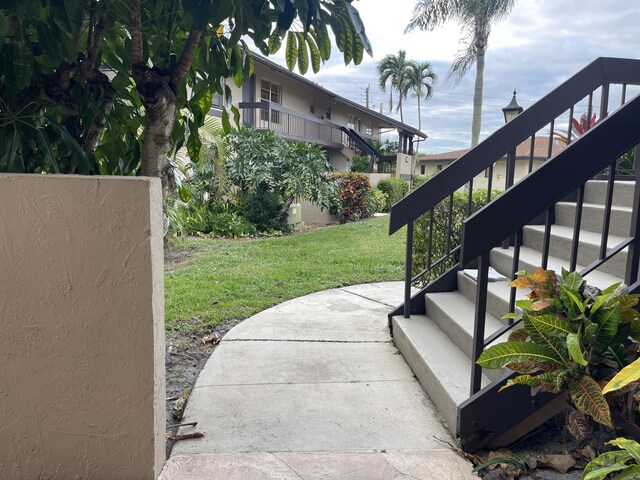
[351,154,371,173]
[371,189,388,213]
[377,177,408,211]
[333,172,372,223]
[210,208,256,238]
[412,189,498,285]
[241,189,291,233]
[411,175,431,190]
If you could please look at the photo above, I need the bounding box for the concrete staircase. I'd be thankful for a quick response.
[391,180,634,444]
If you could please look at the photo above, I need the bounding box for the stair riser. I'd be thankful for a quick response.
[584,180,637,208]
[522,227,627,277]
[392,317,462,433]
[457,272,511,322]
[555,203,632,237]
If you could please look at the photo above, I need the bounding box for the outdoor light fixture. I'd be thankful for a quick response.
[502,90,523,123]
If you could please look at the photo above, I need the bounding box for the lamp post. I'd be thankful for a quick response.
[502,90,523,249]
[502,90,523,124]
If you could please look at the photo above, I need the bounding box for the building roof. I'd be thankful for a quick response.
[251,54,427,139]
[419,136,566,163]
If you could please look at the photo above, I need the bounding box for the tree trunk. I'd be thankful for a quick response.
[138,81,178,201]
[471,15,488,148]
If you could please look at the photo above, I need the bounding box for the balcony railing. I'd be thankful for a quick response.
[239,101,346,149]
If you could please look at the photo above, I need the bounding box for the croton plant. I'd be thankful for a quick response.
[477,268,640,442]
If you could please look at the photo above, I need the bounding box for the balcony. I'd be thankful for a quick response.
[239,101,346,149]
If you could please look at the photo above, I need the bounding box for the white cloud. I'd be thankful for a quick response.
[263,0,640,153]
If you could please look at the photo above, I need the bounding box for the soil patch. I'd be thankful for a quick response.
[164,320,241,457]
[164,243,198,271]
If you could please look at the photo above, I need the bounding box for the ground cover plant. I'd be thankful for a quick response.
[165,215,405,332]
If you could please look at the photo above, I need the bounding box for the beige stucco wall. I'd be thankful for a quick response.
[0,174,165,479]
[396,153,415,180]
[367,173,392,189]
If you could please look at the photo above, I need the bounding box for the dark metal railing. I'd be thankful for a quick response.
[239,101,346,148]
[389,57,640,321]
[463,95,640,394]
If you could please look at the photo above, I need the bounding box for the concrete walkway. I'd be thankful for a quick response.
[159,282,477,479]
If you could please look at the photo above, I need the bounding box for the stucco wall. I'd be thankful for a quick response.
[0,175,165,479]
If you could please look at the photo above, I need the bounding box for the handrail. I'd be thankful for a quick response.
[460,93,640,265]
[389,57,640,235]
[340,127,380,158]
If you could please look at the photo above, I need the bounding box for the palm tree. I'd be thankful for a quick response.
[402,60,437,132]
[376,50,410,123]
[406,0,517,147]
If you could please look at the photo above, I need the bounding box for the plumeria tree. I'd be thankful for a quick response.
[0,0,371,199]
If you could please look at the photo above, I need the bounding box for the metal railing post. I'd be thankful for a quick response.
[404,221,414,318]
[501,150,517,248]
[470,252,490,395]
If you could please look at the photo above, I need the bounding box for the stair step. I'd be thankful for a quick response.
[490,245,624,290]
[522,224,628,277]
[584,180,636,208]
[392,314,492,433]
[424,291,508,381]
[457,270,529,321]
[555,202,632,237]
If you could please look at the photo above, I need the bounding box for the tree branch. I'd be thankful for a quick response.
[130,0,144,70]
[170,29,202,86]
[86,0,107,69]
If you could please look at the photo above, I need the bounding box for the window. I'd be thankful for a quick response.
[436,164,443,172]
[260,80,281,124]
[420,165,425,175]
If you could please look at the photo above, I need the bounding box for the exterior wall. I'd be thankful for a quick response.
[419,159,545,191]
[0,175,165,480]
[367,173,392,189]
[300,199,340,225]
[396,153,415,181]
[472,159,545,191]
[328,150,351,172]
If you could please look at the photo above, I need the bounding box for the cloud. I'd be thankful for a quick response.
[264,0,640,153]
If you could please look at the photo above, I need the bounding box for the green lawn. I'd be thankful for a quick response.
[165,215,405,332]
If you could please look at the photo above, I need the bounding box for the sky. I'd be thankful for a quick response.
[267,0,640,154]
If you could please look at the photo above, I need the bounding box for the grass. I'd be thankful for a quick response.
[164,215,405,332]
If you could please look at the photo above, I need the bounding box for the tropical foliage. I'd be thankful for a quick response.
[402,60,437,132]
[406,0,517,147]
[477,268,640,441]
[0,0,371,197]
[582,438,640,480]
[376,50,436,127]
[226,126,337,221]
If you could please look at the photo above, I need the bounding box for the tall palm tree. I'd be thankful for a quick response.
[406,0,517,147]
[377,50,410,123]
[402,60,437,132]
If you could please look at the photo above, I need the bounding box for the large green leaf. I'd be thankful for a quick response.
[562,270,584,291]
[268,30,283,53]
[477,342,563,370]
[296,33,309,74]
[568,375,612,427]
[612,466,640,479]
[528,314,573,337]
[306,35,322,73]
[583,450,633,480]
[608,438,640,464]
[499,372,558,392]
[50,0,83,36]
[186,120,202,162]
[285,31,298,70]
[592,304,621,355]
[523,312,570,366]
[566,332,587,366]
[344,1,372,56]
[47,122,89,173]
[603,358,640,395]
[561,286,586,314]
